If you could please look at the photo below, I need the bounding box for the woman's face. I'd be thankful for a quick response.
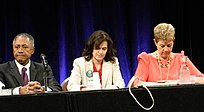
[92,41,108,63]
[155,39,174,59]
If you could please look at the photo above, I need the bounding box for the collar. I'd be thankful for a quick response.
[15,60,31,70]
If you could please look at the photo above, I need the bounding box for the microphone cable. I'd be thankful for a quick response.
[128,76,155,111]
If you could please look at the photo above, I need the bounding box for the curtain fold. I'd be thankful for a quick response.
[1,0,202,86]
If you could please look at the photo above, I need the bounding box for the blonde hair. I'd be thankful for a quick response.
[153,23,175,42]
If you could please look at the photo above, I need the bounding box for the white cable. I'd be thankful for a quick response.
[128,76,155,111]
[0,81,5,90]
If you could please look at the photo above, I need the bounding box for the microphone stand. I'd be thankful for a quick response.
[43,60,48,92]
[40,53,48,93]
[43,70,48,92]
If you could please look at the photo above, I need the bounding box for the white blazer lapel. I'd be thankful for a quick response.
[84,59,93,84]
[102,61,112,88]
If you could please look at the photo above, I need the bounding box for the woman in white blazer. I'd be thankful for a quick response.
[67,30,125,91]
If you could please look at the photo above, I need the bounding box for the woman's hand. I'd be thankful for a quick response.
[195,77,204,84]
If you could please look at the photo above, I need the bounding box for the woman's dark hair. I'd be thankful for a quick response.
[82,30,117,63]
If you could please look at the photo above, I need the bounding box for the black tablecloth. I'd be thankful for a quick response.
[1,84,204,112]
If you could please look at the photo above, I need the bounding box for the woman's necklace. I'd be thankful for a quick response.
[156,53,172,83]
[156,56,171,68]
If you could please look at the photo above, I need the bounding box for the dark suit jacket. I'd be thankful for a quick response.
[0,61,62,91]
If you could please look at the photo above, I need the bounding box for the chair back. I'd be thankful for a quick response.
[61,77,69,91]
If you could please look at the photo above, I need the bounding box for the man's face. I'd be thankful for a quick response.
[13,36,35,65]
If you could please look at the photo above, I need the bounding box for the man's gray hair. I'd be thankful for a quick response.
[13,33,35,47]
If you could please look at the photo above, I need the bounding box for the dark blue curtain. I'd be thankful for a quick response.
[1,0,203,86]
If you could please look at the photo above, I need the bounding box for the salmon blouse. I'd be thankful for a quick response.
[134,52,203,82]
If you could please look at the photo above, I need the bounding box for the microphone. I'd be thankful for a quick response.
[40,53,48,91]
[40,53,48,69]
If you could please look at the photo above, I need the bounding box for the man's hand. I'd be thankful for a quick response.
[19,81,45,94]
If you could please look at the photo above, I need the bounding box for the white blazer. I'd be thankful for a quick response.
[67,57,125,91]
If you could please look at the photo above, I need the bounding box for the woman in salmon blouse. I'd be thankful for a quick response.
[132,23,204,87]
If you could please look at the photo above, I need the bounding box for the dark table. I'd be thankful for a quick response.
[1,84,204,112]
[66,84,204,112]
[0,92,67,112]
